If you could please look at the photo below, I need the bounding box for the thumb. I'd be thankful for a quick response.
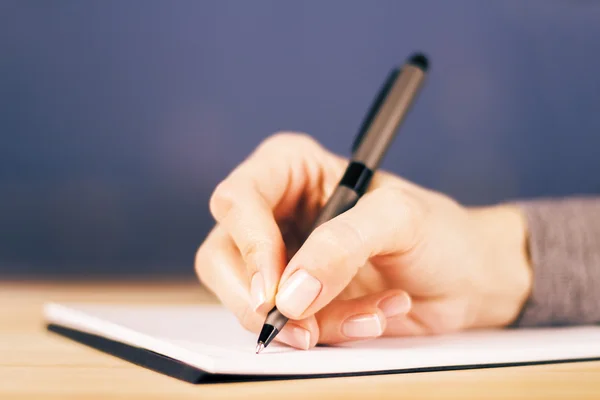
[274,186,424,320]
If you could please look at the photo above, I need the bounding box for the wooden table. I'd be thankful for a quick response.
[2,281,600,400]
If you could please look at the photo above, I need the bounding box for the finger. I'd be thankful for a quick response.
[383,312,431,337]
[195,225,319,344]
[209,133,341,312]
[275,186,424,319]
[315,290,412,344]
[273,316,320,350]
[195,226,263,332]
[217,188,285,315]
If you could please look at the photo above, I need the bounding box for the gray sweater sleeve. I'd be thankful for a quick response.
[514,197,600,327]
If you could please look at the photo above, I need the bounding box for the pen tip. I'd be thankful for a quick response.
[256,342,265,354]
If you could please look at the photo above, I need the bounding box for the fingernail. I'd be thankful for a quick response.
[276,269,322,318]
[378,293,411,318]
[275,323,311,350]
[250,272,266,312]
[342,313,383,338]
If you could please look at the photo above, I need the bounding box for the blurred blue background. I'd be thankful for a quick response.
[1,1,599,276]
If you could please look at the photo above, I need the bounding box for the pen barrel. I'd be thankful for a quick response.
[258,54,427,350]
[352,64,426,170]
[311,186,360,230]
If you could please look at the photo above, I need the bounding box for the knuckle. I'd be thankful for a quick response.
[424,302,466,334]
[194,243,214,290]
[259,131,319,153]
[334,218,367,252]
[311,219,366,265]
[194,226,227,294]
[209,180,236,221]
[239,239,271,264]
[372,186,423,246]
[372,186,408,209]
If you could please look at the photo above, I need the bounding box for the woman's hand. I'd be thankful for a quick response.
[195,133,532,349]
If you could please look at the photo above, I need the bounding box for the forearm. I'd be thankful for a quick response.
[514,197,600,326]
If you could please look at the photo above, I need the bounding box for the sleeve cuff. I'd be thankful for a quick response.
[512,197,600,327]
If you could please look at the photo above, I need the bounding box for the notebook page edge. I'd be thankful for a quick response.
[43,302,218,373]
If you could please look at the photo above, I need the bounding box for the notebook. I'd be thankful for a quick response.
[44,302,600,384]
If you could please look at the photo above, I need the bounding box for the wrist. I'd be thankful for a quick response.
[469,204,533,328]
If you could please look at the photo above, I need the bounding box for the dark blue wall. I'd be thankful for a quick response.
[2,1,599,275]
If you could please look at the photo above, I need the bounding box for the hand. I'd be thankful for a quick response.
[195,133,532,349]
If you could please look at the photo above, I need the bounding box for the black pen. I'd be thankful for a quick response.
[256,53,429,354]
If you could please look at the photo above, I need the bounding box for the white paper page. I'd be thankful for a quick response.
[44,303,600,376]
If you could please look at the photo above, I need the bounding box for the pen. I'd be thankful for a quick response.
[256,52,429,354]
